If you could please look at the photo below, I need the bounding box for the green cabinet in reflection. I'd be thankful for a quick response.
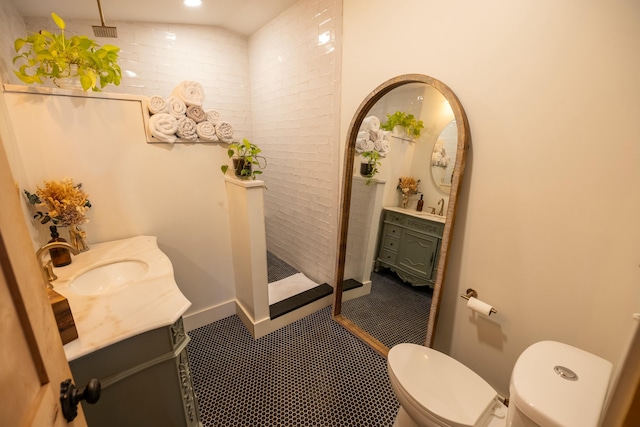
[375,208,444,286]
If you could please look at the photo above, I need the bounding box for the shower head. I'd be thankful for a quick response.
[92,0,118,38]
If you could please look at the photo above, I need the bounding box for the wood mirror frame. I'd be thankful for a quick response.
[332,74,470,357]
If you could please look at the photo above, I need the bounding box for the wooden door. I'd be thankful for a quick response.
[0,134,87,426]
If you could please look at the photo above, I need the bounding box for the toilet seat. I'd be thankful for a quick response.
[388,344,498,427]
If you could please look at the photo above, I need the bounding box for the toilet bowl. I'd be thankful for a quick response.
[387,341,612,427]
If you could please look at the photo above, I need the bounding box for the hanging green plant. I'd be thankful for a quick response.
[380,111,424,139]
[13,12,122,92]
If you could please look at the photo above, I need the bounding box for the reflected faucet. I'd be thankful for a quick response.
[437,199,445,216]
[36,242,79,287]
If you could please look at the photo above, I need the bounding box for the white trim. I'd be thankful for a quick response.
[2,83,145,102]
[182,300,237,332]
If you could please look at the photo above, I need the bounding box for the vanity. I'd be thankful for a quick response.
[375,207,445,287]
[53,236,201,427]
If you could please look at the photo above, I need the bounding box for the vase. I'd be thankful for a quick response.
[69,225,90,253]
[53,76,83,91]
[360,162,374,178]
[401,193,410,208]
[233,158,252,179]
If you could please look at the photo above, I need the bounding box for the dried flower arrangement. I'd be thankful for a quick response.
[397,176,420,195]
[397,176,420,208]
[24,178,92,227]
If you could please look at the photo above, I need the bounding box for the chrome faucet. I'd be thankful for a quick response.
[437,198,445,216]
[36,242,79,287]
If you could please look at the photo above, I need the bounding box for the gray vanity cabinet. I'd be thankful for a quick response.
[69,317,201,427]
[375,208,444,286]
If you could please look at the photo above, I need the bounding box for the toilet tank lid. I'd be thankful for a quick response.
[510,341,612,427]
[388,344,497,427]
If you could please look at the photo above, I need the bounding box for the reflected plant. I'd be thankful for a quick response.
[381,111,424,139]
[360,150,381,185]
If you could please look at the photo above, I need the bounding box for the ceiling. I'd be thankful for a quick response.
[9,0,299,36]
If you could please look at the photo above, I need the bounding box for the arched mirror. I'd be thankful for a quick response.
[332,74,469,356]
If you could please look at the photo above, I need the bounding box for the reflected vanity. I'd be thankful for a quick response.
[332,74,470,356]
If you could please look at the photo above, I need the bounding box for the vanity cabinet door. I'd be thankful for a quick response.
[397,229,439,280]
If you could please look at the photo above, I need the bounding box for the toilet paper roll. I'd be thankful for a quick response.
[467,297,494,316]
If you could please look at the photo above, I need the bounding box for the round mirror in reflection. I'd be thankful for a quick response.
[431,120,457,195]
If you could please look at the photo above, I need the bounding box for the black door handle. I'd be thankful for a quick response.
[60,378,101,421]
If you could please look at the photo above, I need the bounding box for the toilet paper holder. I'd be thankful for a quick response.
[460,288,497,315]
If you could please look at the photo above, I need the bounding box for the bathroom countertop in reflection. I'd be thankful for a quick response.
[52,235,191,361]
[384,206,446,223]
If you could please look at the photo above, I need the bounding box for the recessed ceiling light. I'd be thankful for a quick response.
[184,0,202,7]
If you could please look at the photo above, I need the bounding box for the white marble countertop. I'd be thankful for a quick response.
[52,236,191,361]
[384,206,447,224]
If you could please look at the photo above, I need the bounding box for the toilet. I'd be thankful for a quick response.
[387,341,612,427]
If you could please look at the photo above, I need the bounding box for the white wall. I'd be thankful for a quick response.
[0,1,26,85]
[3,92,237,321]
[248,0,342,285]
[342,0,640,395]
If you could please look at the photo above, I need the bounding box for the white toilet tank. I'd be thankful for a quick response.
[508,341,612,427]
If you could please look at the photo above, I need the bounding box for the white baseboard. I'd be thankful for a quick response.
[342,280,371,301]
[235,295,334,339]
[182,300,236,332]
[183,294,337,337]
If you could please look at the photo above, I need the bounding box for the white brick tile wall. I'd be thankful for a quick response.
[0,2,27,85]
[20,16,253,138]
[249,0,341,286]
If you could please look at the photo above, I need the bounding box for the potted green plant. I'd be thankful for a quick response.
[13,12,122,92]
[360,150,381,184]
[221,138,267,180]
[380,111,424,139]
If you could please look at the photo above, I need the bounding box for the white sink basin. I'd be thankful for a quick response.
[70,259,149,295]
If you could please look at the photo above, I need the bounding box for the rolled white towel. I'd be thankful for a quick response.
[167,96,187,118]
[369,129,381,142]
[355,138,375,153]
[375,139,390,156]
[171,81,205,107]
[147,95,169,114]
[377,131,392,156]
[196,121,219,142]
[205,109,221,125]
[176,116,198,141]
[186,105,207,123]
[148,113,178,143]
[215,121,235,143]
[357,130,370,141]
[361,116,380,132]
